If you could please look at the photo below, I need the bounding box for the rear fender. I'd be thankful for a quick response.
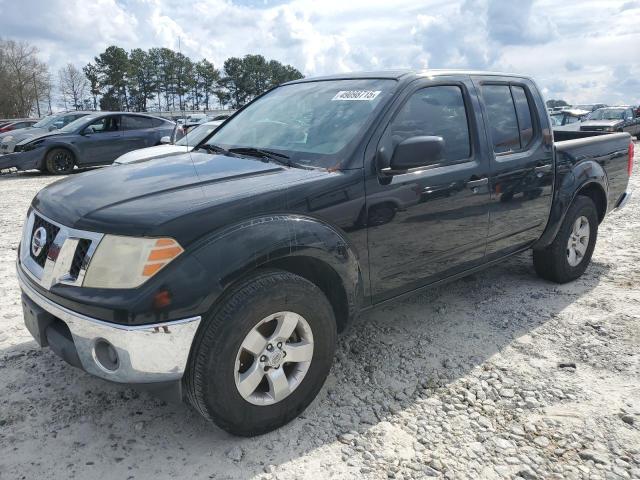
[534,156,607,248]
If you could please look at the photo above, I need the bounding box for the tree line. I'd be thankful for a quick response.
[79,46,303,112]
[0,38,304,118]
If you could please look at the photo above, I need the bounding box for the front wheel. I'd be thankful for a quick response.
[185,269,337,436]
[44,148,75,175]
[533,195,598,283]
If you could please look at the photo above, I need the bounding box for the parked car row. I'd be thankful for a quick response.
[547,105,640,136]
[2,99,635,178]
[0,119,39,133]
[579,106,640,136]
[1,111,91,154]
[0,112,175,174]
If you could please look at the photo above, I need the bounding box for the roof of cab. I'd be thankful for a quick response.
[286,69,534,84]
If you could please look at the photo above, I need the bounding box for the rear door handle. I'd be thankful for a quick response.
[467,177,489,188]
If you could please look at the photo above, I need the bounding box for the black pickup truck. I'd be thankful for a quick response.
[17,70,633,436]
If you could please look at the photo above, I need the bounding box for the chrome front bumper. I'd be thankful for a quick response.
[18,264,201,384]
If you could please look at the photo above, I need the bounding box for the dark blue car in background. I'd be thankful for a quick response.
[0,112,175,174]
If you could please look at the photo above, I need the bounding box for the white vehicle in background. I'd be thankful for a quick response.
[113,120,223,165]
[549,108,591,131]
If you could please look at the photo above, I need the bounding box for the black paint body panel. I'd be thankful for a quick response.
[23,72,632,326]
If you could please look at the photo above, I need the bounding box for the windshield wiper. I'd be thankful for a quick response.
[196,143,230,155]
[228,147,300,167]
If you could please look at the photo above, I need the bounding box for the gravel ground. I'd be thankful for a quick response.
[1,146,639,480]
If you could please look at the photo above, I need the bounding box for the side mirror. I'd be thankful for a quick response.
[48,125,57,131]
[387,136,445,173]
[82,126,95,135]
[160,135,171,144]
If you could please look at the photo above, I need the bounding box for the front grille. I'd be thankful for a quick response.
[30,215,60,267]
[70,239,91,279]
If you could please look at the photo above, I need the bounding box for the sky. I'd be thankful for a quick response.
[0,0,639,105]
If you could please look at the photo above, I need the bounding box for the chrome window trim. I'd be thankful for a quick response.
[19,210,104,290]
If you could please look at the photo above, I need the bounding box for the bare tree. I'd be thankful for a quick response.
[0,39,50,117]
[58,63,88,110]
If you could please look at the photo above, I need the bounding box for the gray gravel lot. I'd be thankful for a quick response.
[1,146,639,480]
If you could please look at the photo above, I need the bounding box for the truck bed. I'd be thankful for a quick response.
[554,130,632,214]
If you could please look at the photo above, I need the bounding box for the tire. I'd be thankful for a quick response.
[367,203,397,226]
[533,195,598,283]
[45,148,75,175]
[184,269,337,436]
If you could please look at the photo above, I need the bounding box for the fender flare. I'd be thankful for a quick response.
[534,158,607,249]
[189,213,364,323]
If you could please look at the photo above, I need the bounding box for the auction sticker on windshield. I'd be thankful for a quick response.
[332,90,381,101]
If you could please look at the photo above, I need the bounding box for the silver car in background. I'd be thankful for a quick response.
[114,120,224,165]
[0,111,91,154]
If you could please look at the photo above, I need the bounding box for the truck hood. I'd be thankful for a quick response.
[33,151,329,245]
[580,119,623,129]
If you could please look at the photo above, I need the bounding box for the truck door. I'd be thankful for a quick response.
[366,77,492,302]
[471,76,554,260]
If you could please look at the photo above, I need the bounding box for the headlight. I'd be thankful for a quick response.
[83,235,183,288]
[16,139,44,152]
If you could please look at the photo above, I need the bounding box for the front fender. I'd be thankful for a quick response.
[190,214,364,318]
[534,154,607,249]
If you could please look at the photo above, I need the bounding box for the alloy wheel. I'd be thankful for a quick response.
[566,215,590,267]
[234,311,314,406]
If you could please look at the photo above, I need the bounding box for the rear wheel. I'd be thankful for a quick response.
[533,195,598,283]
[45,148,75,175]
[185,269,336,436]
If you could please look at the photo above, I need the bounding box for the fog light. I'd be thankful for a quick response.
[94,339,119,371]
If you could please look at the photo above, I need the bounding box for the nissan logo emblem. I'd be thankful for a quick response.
[31,226,47,257]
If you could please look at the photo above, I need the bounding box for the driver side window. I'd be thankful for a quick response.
[387,85,471,163]
[87,116,121,133]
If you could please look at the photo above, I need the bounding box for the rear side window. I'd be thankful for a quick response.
[388,85,471,163]
[482,84,537,153]
[151,118,167,128]
[511,86,534,147]
[122,115,153,130]
[481,85,520,153]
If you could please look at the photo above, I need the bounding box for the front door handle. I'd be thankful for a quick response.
[534,164,552,173]
[467,177,489,188]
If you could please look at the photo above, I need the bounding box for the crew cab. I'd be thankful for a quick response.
[17,71,633,436]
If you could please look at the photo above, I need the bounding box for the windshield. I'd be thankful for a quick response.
[176,122,220,146]
[204,79,395,167]
[550,114,563,126]
[588,108,625,120]
[33,114,59,128]
[59,115,96,133]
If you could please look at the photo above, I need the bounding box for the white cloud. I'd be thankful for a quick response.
[0,0,638,104]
